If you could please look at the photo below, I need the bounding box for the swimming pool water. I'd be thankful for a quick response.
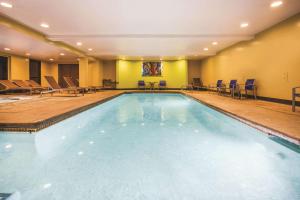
[0,93,300,200]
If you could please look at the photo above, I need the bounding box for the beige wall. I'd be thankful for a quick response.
[41,62,58,87]
[88,60,103,86]
[188,60,201,84]
[103,60,116,80]
[10,56,29,80]
[200,13,300,100]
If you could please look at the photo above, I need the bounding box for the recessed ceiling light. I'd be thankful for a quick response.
[88,48,93,51]
[271,1,283,8]
[212,42,218,45]
[76,42,82,46]
[203,48,209,51]
[25,53,31,56]
[0,2,12,8]
[49,58,54,61]
[60,53,65,56]
[40,23,49,28]
[240,23,249,28]
[4,47,10,51]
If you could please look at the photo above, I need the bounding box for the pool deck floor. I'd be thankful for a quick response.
[0,90,299,143]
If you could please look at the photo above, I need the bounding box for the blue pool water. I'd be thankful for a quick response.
[0,93,300,200]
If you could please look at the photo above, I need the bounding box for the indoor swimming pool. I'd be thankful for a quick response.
[0,93,299,200]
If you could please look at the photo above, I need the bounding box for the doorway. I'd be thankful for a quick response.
[29,59,41,84]
[58,64,79,87]
[0,56,8,80]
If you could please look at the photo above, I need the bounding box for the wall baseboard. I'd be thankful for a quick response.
[257,95,300,106]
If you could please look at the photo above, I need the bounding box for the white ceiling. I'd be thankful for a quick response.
[0,0,300,60]
[0,25,78,62]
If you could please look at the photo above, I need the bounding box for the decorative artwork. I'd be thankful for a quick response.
[142,62,162,76]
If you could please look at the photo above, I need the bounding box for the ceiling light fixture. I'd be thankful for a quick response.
[4,47,10,51]
[203,48,209,51]
[88,48,93,51]
[76,42,82,46]
[49,58,54,61]
[25,53,31,56]
[0,2,12,8]
[271,1,283,8]
[40,23,49,28]
[212,42,218,45]
[60,53,65,56]
[240,23,249,28]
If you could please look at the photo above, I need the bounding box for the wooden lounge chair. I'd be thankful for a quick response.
[13,80,47,94]
[102,79,117,89]
[63,76,96,93]
[292,86,300,112]
[26,80,49,90]
[42,76,84,96]
[0,80,33,95]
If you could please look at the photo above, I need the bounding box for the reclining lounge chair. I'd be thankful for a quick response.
[13,80,47,94]
[0,80,33,95]
[63,76,96,93]
[42,76,84,96]
[292,86,300,112]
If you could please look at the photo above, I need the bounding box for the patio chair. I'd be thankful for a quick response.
[209,80,225,95]
[138,80,146,90]
[25,80,49,90]
[292,86,300,112]
[13,80,47,94]
[158,80,167,90]
[192,78,206,90]
[226,80,241,98]
[0,80,33,95]
[102,79,117,89]
[240,79,257,99]
[63,76,96,93]
[42,76,84,96]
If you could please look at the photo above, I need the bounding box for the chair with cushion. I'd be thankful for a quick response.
[192,78,202,90]
[209,80,225,95]
[138,80,146,90]
[240,79,257,99]
[292,86,300,112]
[158,80,167,90]
[226,80,241,98]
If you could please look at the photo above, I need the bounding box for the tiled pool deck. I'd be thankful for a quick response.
[0,90,299,143]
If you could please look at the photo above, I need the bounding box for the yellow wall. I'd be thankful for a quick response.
[116,60,188,89]
[200,13,300,100]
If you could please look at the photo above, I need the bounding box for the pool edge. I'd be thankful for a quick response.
[0,90,299,146]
